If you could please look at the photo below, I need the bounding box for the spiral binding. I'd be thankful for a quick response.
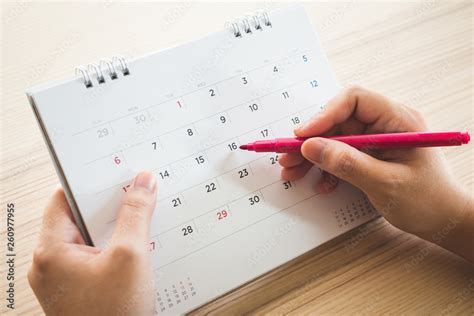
[75,56,130,88]
[226,11,272,38]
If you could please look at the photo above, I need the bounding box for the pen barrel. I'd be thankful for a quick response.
[252,138,305,152]
[274,138,305,152]
[247,132,469,153]
[329,132,470,149]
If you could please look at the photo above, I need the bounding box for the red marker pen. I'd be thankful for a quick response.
[239,131,470,153]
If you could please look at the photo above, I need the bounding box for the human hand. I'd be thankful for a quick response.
[279,86,473,261]
[28,171,158,315]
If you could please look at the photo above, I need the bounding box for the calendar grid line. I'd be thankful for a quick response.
[247,162,255,176]
[155,191,320,270]
[191,219,198,234]
[214,176,222,191]
[82,75,311,166]
[224,110,232,123]
[72,50,307,137]
[108,122,115,135]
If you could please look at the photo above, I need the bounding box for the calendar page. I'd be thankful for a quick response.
[27,5,377,314]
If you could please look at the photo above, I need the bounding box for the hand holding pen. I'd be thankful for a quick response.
[244,86,474,262]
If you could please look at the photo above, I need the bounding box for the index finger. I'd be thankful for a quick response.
[295,86,400,137]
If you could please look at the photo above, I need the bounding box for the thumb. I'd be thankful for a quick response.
[301,137,392,192]
[111,171,157,248]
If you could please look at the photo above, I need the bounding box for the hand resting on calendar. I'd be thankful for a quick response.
[28,172,158,315]
[279,86,474,263]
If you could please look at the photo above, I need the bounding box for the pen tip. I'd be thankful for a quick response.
[239,145,248,150]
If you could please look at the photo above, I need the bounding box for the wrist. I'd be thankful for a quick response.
[427,190,474,262]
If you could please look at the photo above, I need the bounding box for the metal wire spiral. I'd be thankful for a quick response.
[225,11,272,38]
[75,56,130,88]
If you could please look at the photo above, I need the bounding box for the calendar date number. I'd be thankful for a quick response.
[172,197,182,207]
[249,195,261,205]
[182,225,194,236]
[97,128,109,138]
[217,210,228,220]
[205,182,217,193]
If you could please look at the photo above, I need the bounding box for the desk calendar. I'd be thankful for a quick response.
[27,5,377,314]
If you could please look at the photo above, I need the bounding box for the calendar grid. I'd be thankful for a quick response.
[95,99,320,197]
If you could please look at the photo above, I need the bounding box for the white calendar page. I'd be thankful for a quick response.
[27,5,377,314]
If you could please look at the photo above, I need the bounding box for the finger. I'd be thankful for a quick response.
[364,103,428,134]
[40,188,86,245]
[338,116,367,135]
[111,171,157,249]
[281,160,313,181]
[295,86,411,137]
[301,137,396,192]
[278,152,305,168]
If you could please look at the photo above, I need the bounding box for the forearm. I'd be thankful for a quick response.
[427,192,474,263]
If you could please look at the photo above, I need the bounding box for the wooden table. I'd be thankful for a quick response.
[1,1,472,315]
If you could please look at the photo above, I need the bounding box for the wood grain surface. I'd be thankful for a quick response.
[1,1,473,315]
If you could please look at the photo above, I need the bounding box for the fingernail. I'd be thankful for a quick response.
[304,138,326,164]
[134,171,156,192]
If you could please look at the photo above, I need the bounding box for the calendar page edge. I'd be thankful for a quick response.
[26,92,95,246]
